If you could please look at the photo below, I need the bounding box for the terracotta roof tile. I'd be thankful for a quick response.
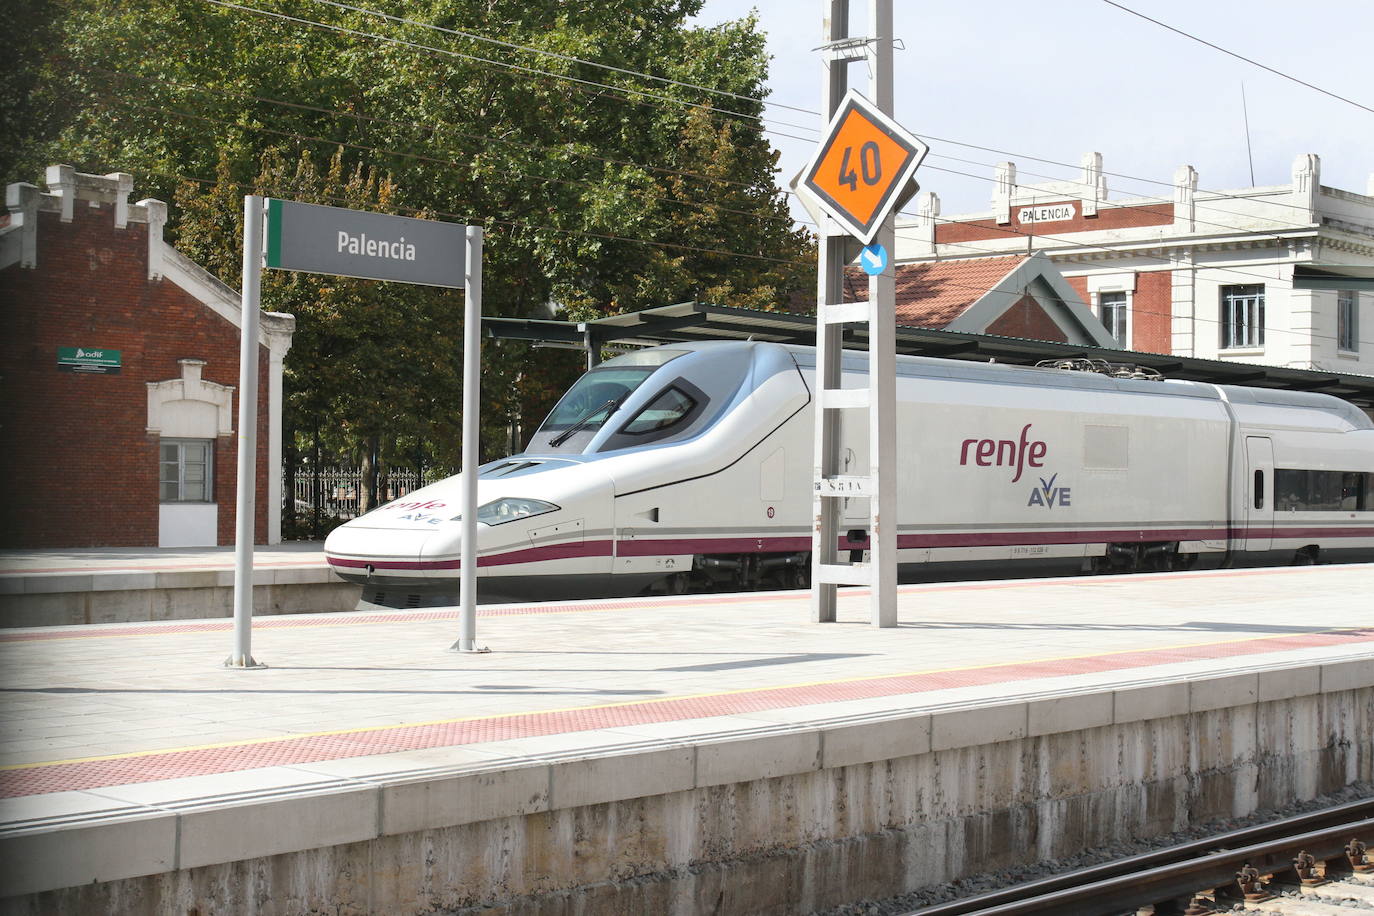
[846,255,1027,328]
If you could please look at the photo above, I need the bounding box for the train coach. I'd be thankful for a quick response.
[324,340,1374,607]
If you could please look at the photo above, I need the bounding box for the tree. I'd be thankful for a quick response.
[27,0,815,483]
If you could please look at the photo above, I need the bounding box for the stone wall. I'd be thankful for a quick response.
[3,664,1369,915]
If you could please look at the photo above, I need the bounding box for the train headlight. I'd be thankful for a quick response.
[452,497,560,526]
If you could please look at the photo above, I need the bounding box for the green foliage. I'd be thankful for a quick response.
[24,0,815,469]
[0,0,72,182]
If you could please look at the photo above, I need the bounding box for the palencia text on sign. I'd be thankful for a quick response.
[336,231,418,262]
[264,198,467,289]
[1018,203,1076,224]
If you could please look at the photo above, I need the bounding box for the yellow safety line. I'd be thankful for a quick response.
[6,624,1370,774]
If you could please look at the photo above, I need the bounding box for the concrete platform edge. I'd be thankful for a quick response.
[3,653,1371,900]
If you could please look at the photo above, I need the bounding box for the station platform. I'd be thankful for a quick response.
[0,542,330,578]
[2,563,1372,909]
[0,543,355,627]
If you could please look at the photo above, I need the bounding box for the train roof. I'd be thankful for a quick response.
[652,340,1374,431]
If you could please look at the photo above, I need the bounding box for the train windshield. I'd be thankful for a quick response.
[529,349,687,453]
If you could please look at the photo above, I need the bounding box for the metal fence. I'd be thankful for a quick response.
[288,466,449,522]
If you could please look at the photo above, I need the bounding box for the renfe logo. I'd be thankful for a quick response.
[960,423,1047,483]
[385,500,446,512]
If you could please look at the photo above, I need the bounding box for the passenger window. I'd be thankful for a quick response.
[621,386,697,435]
[1276,468,1371,511]
[1254,470,1264,509]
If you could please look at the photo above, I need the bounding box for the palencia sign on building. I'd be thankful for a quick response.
[264,199,466,288]
[1018,203,1076,224]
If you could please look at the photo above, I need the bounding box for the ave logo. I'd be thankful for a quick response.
[1027,473,1071,509]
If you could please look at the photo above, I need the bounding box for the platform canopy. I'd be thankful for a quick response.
[483,301,1374,409]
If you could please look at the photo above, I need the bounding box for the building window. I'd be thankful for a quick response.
[1338,290,1358,352]
[1220,284,1264,349]
[1098,290,1129,347]
[160,439,213,502]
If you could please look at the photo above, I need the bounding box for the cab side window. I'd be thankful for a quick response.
[600,378,709,450]
[621,386,696,435]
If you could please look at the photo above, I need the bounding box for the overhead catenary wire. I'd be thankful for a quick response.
[109,74,1328,304]
[905,161,1320,264]
[300,0,823,119]
[81,16,1370,349]
[148,161,1372,352]
[83,60,1343,257]
[283,0,1360,226]
[73,64,786,199]
[1100,0,1374,117]
[203,0,1359,228]
[105,77,1369,349]
[918,148,1342,235]
[200,0,821,138]
[107,93,800,231]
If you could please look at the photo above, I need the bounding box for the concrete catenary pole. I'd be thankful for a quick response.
[810,0,898,627]
[227,195,265,668]
[867,0,898,628]
[810,0,850,625]
[451,225,487,653]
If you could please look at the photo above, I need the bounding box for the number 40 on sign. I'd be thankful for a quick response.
[800,89,928,245]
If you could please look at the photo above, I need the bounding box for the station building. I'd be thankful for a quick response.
[843,250,1119,348]
[0,166,294,549]
[892,153,1374,372]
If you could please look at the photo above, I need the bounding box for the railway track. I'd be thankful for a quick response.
[905,797,1374,916]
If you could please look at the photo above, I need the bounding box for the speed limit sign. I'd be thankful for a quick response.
[800,89,928,244]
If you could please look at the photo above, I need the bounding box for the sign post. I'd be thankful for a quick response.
[796,0,925,629]
[451,225,486,653]
[228,198,477,668]
[228,195,266,668]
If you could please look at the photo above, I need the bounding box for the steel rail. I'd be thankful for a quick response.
[908,797,1374,916]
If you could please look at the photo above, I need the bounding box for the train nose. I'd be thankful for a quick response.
[417,527,466,575]
[324,524,438,580]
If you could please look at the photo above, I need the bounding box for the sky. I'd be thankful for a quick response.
[687,0,1374,224]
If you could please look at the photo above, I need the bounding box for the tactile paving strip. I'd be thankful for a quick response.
[2,626,1370,799]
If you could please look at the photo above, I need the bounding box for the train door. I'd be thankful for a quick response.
[1244,436,1274,553]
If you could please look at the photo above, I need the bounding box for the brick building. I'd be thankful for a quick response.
[1,166,294,548]
[844,251,1118,347]
[895,153,1374,370]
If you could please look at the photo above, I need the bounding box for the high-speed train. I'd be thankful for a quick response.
[325,340,1374,606]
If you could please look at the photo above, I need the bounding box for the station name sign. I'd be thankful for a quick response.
[1018,203,1076,224]
[264,199,466,288]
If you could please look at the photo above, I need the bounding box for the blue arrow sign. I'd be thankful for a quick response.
[859,242,888,276]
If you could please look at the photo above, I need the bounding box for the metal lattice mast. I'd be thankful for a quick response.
[809,0,898,627]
